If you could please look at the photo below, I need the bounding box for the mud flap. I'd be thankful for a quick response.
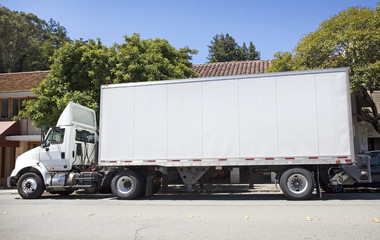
[315,166,322,199]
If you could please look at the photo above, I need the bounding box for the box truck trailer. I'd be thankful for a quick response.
[8,68,371,200]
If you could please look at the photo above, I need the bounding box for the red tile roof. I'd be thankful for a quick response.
[192,60,272,78]
[0,61,272,93]
[0,71,49,93]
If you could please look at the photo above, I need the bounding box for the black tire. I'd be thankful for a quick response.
[280,168,314,200]
[17,172,45,199]
[111,170,143,199]
[84,185,98,194]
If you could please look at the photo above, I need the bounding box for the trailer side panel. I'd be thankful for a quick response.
[99,68,354,166]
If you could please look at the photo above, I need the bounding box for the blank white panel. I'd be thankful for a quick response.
[276,76,297,156]
[133,85,167,159]
[239,77,278,157]
[202,80,239,158]
[167,83,202,159]
[315,74,336,155]
[100,87,134,160]
[316,72,351,156]
[333,72,352,155]
[99,69,354,163]
[276,74,319,156]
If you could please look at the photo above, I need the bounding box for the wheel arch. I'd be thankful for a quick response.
[270,165,315,180]
[16,167,46,186]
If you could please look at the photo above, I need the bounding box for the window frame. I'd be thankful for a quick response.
[43,128,65,148]
[0,97,30,120]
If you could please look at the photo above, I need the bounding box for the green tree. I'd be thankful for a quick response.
[208,33,260,62]
[0,6,70,73]
[247,42,260,60]
[18,39,113,128]
[266,52,296,72]
[266,4,380,133]
[208,33,240,62]
[239,42,249,61]
[18,34,198,128]
[114,34,198,82]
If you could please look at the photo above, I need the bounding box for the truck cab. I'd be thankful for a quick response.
[8,102,99,198]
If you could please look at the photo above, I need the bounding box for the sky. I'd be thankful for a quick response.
[1,0,378,64]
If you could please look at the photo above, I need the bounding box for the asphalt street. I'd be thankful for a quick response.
[0,187,380,240]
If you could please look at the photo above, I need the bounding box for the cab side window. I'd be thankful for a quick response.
[75,130,95,143]
[44,128,65,147]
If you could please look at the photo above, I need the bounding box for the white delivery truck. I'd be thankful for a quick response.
[8,68,371,200]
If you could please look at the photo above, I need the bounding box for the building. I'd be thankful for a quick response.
[0,71,49,185]
[192,60,271,78]
[356,91,380,152]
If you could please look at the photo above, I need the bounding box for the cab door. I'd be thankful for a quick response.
[39,127,70,171]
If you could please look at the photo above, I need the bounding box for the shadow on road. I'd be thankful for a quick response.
[35,191,380,202]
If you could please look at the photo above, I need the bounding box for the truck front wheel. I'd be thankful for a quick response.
[111,170,143,199]
[17,172,45,199]
[280,168,314,200]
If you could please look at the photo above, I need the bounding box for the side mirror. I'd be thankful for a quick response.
[40,127,46,148]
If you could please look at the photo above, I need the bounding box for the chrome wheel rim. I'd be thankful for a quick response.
[22,177,38,194]
[287,174,308,194]
[116,176,133,194]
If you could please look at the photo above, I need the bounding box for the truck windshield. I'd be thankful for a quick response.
[44,128,65,147]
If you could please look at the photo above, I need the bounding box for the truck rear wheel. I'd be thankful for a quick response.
[17,172,45,199]
[111,170,143,199]
[280,168,314,200]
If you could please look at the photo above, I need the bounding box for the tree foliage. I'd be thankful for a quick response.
[266,52,296,73]
[248,42,260,61]
[266,4,380,133]
[114,34,198,82]
[207,33,260,62]
[18,34,198,128]
[0,6,70,73]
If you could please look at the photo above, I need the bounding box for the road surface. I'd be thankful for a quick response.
[0,189,379,240]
